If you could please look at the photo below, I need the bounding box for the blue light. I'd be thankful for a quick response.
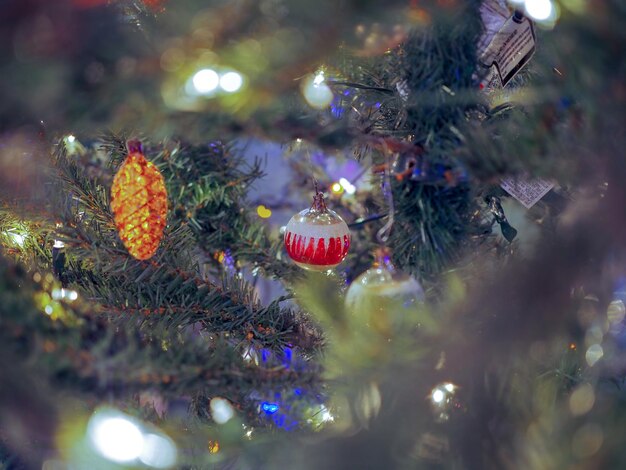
[261,349,271,363]
[294,388,302,396]
[261,402,279,414]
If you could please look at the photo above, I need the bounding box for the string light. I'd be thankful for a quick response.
[261,402,279,414]
[88,412,144,463]
[210,398,235,424]
[339,177,356,195]
[302,70,334,109]
[139,433,177,469]
[192,69,220,94]
[331,182,344,195]
[256,205,272,218]
[219,71,243,93]
[87,408,177,467]
[524,0,553,20]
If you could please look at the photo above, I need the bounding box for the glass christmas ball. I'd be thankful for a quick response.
[345,248,424,316]
[284,192,350,271]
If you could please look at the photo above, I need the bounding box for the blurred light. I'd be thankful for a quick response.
[339,177,356,195]
[52,288,78,302]
[53,240,65,248]
[319,405,334,423]
[524,0,553,21]
[88,412,144,463]
[302,71,334,109]
[607,300,625,325]
[44,305,53,315]
[331,182,343,194]
[67,135,76,143]
[219,71,243,93]
[432,389,445,404]
[210,398,235,424]
[261,402,279,414]
[192,69,219,94]
[208,440,220,454]
[572,423,603,458]
[569,383,595,416]
[256,205,272,218]
[585,344,603,366]
[7,231,25,246]
[242,345,259,365]
[139,433,177,468]
[430,382,457,406]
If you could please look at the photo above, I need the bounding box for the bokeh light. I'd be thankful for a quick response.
[192,69,220,94]
[88,413,144,463]
[210,397,235,424]
[139,433,178,468]
[302,71,334,109]
[219,71,243,93]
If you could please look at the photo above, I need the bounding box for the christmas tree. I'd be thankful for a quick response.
[0,0,625,468]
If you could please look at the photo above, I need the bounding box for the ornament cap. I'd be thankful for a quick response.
[311,181,328,213]
[373,246,395,272]
[126,139,143,154]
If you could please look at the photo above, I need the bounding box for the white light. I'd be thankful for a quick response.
[88,413,144,463]
[444,383,455,393]
[210,398,235,424]
[302,71,334,109]
[319,405,334,423]
[525,0,553,20]
[242,345,259,365]
[8,232,25,246]
[432,389,445,404]
[139,433,177,469]
[219,71,243,93]
[53,240,65,248]
[339,177,356,195]
[192,69,220,94]
[67,135,76,143]
[52,288,78,301]
[313,71,325,86]
[45,305,53,315]
[585,344,604,367]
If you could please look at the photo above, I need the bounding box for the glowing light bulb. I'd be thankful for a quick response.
[444,383,455,393]
[192,69,220,94]
[302,71,334,109]
[339,177,356,195]
[219,71,243,92]
[139,433,177,469]
[431,389,445,404]
[331,182,343,194]
[67,135,76,143]
[210,398,235,424]
[261,402,279,414]
[319,405,334,423]
[88,413,144,463]
[524,0,553,20]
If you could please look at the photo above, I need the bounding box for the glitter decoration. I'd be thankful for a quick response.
[110,140,167,260]
[284,188,350,271]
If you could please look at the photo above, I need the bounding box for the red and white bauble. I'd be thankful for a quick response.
[284,192,350,271]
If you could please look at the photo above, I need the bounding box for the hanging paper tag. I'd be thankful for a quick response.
[478,11,536,89]
[500,177,555,209]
